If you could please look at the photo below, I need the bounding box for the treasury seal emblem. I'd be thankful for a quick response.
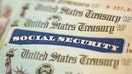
[36,63,54,74]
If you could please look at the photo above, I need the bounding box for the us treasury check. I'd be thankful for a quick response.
[0,28,131,74]
[0,0,132,74]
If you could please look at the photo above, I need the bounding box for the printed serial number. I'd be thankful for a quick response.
[106,5,132,13]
